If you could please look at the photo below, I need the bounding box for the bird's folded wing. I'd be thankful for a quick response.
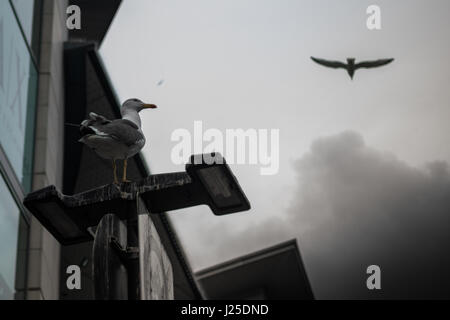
[80,113,112,136]
[87,119,144,146]
[355,58,394,69]
[88,112,112,124]
[311,57,347,69]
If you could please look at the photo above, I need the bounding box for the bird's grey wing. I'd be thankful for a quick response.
[90,119,144,147]
[355,58,394,69]
[88,112,112,124]
[80,113,112,136]
[311,57,347,69]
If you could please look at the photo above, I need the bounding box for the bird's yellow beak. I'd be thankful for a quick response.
[142,103,157,109]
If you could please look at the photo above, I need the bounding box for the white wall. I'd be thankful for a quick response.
[27,0,68,300]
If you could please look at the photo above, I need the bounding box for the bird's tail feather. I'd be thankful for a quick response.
[65,122,81,127]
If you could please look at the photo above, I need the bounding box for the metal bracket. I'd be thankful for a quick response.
[110,236,139,262]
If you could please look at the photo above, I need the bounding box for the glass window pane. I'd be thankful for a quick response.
[14,214,29,299]
[0,1,38,191]
[0,175,21,300]
[10,0,35,46]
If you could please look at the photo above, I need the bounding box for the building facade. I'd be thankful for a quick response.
[0,0,47,300]
[0,1,312,301]
[0,0,201,300]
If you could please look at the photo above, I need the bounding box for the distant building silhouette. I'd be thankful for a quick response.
[196,239,314,300]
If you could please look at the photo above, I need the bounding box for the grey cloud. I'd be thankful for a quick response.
[288,131,450,299]
[189,131,450,299]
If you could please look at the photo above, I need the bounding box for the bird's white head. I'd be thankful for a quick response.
[122,98,157,113]
[121,98,157,128]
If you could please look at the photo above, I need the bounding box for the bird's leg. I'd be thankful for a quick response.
[112,159,119,184]
[122,158,131,183]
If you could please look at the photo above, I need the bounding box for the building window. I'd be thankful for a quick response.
[0,175,22,300]
[10,0,36,45]
[10,0,42,59]
[0,0,39,300]
[0,1,38,192]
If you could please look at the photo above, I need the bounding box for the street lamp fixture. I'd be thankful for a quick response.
[23,153,251,246]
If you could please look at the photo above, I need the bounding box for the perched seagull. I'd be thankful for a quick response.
[310,57,394,79]
[79,98,157,184]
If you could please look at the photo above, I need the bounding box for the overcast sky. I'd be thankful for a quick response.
[100,0,450,298]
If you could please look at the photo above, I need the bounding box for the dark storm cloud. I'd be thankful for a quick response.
[194,131,450,299]
[288,131,450,299]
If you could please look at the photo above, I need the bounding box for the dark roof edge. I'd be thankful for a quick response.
[195,239,300,278]
[196,238,315,300]
[68,0,123,45]
[83,44,202,299]
[98,0,123,45]
[292,239,315,299]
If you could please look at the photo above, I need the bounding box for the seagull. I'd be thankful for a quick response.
[78,98,157,184]
[310,57,394,79]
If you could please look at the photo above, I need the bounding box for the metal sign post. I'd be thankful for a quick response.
[23,153,251,299]
[137,197,174,299]
[92,214,128,299]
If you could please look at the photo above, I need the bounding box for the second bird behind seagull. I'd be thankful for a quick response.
[78,98,157,184]
[311,57,394,79]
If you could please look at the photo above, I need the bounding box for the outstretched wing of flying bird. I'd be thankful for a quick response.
[355,58,394,69]
[310,57,347,69]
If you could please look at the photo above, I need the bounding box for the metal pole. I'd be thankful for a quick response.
[126,207,140,300]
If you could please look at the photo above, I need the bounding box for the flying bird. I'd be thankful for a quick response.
[78,98,157,184]
[310,57,394,79]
